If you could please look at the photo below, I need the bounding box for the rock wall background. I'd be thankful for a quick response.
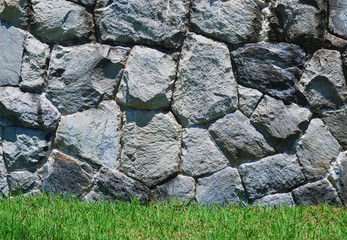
[0,0,347,206]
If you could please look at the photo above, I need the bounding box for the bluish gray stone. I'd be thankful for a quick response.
[323,109,347,150]
[329,151,347,203]
[238,86,263,118]
[329,0,347,39]
[8,170,37,194]
[155,175,195,202]
[253,193,295,207]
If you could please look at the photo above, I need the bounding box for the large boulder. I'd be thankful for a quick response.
[0,0,28,28]
[323,109,347,150]
[329,0,347,39]
[154,175,195,202]
[172,34,238,126]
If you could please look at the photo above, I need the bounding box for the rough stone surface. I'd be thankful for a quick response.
[296,118,341,182]
[85,167,150,202]
[239,154,305,200]
[20,34,50,91]
[0,148,9,197]
[120,110,181,187]
[30,0,94,43]
[69,0,95,7]
[0,0,28,28]
[190,0,262,45]
[182,127,229,177]
[95,0,187,48]
[329,0,347,39]
[55,101,121,169]
[238,85,263,118]
[0,21,26,86]
[7,170,37,194]
[0,87,61,130]
[293,180,342,206]
[47,44,129,114]
[155,175,195,202]
[232,43,305,100]
[3,127,52,171]
[116,46,177,110]
[209,111,274,165]
[324,31,347,50]
[172,34,238,126]
[323,109,347,150]
[253,193,295,207]
[196,167,247,205]
[330,152,347,203]
[298,49,346,110]
[39,149,94,197]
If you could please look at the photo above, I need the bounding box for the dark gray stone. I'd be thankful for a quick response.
[238,86,263,118]
[330,151,347,203]
[323,109,347,150]
[329,0,347,39]
[0,0,28,28]
[155,175,195,202]
[8,170,37,194]
[0,147,9,197]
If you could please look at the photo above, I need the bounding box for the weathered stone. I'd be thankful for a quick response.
[20,34,50,91]
[120,110,181,187]
[39,149,94,197]
[329,0,347,39]
[85,167,150,202]
[293,180,342,206]
[155,175,195,202]
[196,167,247,205]
[47,44,130,114]
[0,87,61,130]
[116,46,177,110]
[30,0,94,43]
[0,21,26,86]
[238,86,263,118]
[55,101,121,169]
[3,127,52,171]
[253,193,295,207]
[296,119,341,182]
[190,0,262,45]
[69,0,95,7]
[172,34,238,126]
[270,0,327,46]
[0,147,9,197]
[323,109,347,150]
[0,0,28,28]
[182,127,229,177]
[232,43,305,100]
[209,111,274,165]
[94,0,187,48]
[330,151,347,203]
[324,31,347,50]
[7,170,37,194]
[239,154,305,200]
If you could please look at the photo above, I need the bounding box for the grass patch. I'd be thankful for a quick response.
[0,193,346,239]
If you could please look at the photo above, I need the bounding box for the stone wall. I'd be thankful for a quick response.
[0,0,347,207]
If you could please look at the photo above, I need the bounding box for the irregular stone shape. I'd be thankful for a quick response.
[0,87,61,130]
[293,180,342,206]
[0,21,26,86]
[190,0,262,45]
[329,0,347,39]
[7,170,37,194]
[324,31,347,50]
[330,151,347,203]
[251,95,311,150]
[0,147,9,197]
[120,110,181,187]
[270,0,327,46]
[323,109,347,150]
[196,167,247,205]
[0,0,28,28]
[298,49,346,110]
[239,154,305,200]
[154,175,195,202]
[20,34,50,91]
[232,43,305,100]
[39,149,94,197]
[172,34,238,126]
[69,0,95,7]
[94,0,187,48]
[85,167,150,202]
[47,44,130,114]
[182,127,229,177]
[30,0,94,43]
[55,101,121,169]
[116,46,177,110]
[296,119,341,182]
[3,127,52,171]
[253,193,295,207]
[209,111,274,165]
[238,85,263,118]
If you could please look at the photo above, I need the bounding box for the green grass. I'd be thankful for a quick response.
[0,193,346,239]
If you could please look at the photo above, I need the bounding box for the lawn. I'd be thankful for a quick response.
[0,193,346,239]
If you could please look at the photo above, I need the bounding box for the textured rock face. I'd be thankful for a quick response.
[329,0,347,39]
[95,0,187,48]
[238,86,263,118]
[172,34,238,126]
[190,0,262,45]
[0,151,9,197]
[330,152,347,203]
[116,46,177,110]
[253,193,295,207]
[120,110,181,187]
[55,101,121,169]
[155,175,195,202]
[232,43,305,100]
[69,0,95,7]
[323,109,347,150]
[0,0,28,28]
[7,170,37,194]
